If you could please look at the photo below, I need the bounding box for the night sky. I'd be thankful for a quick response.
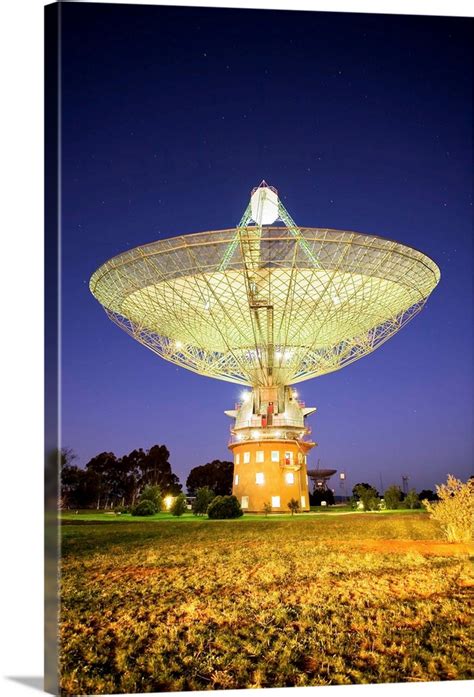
[60,2,472,493]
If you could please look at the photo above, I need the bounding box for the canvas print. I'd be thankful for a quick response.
[45,2,473,695]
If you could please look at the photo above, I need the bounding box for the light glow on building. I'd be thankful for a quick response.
[164,495,174,510]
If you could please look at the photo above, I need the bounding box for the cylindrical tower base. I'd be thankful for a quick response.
[230,439,312,513]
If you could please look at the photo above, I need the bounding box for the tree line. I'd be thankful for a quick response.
[60,446,233,510]
[350,482,439,511]
[59,443,442,514]
[60,445,181,509]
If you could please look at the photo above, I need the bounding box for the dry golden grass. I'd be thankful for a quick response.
[60,514,474,695]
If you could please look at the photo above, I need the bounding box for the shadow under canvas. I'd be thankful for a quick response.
[7,677,44,692]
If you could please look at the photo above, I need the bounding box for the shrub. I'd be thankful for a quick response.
[139,485,162,512]
[263,502,272,517]
[423,475,474,543]
[193,486,215,515]
[131,499,157,516]
[113,505,129,515]
[404,488,421,509]
[207,495,243,519]
[384,485,403,510]
[171,493,187,517]
[288,498,300,515]
[349,495,359,510]
[353,484,380,511]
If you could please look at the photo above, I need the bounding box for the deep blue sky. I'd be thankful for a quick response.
[60,3,472,493]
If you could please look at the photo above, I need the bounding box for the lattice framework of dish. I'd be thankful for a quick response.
[90,223,440,387]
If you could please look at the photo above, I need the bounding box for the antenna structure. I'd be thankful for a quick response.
[90,181,440,512]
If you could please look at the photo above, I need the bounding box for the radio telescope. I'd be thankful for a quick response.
[90,181,440,512]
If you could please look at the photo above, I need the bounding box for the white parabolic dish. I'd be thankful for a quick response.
[90,225,440,387]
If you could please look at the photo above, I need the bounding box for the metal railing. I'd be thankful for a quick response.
[232,418,307,430]
[228,428,312,445]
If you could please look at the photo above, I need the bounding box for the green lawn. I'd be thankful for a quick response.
[60,505,425,524]
[59,512,473,695]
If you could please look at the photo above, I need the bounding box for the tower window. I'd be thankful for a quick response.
[235,453,240,465]
[301,495,306,508]
[271,451,280,462]
[243,452,250,464]
[235,474,239,485]
[285,472,295,484]
[271,496,280,508]
[256,450,264,463]
[241,496,249,509]
[285,451,293,465]
[255,472,265,485]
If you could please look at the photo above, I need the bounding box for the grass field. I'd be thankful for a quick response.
[60,512,474,695]
[60,505,426,523]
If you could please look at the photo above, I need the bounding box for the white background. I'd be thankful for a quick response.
[0,1,472,695]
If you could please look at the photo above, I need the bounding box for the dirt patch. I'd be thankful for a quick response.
[333,539,474,557]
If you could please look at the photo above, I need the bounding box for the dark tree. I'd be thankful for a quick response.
[352,483,380,511]
[118,448,144,506]
[60,447,76,468]
[61,457,103,510]
[310,488,335,506]
[103,456,133,507]
[76,468,102,509]
[352,483,380,499]
[58,443,182,509]
[419,489,439,502]
[186,460,234,496]
[85,452,118,509]
[141,444,182,494]
[59,448,104,510]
